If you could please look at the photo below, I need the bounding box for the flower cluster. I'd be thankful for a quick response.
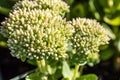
[13,0,69,16]
[1,0,73,61]
[1,0,69,38]
[70,18,109,65]
[0,0,109,65]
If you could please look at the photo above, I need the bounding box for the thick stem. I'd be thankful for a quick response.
[37,59,47,74]
[79,66,84,76]
[72,65,80,80]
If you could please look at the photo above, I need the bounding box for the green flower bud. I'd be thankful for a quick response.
[70,18,109,65]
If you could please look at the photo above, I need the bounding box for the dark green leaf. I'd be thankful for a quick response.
[76,74,98,80]
[0,0,15,8]
[27,59,37,66]
[0,0,16,15]
[0,6,10,15]
[100,48,114,61]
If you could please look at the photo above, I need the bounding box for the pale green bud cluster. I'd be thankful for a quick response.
[13,0,69,16]
[1,0,73,61]
[71,18,109,64]
[0,0,109,65]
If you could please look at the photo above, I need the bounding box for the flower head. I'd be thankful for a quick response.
[70,18,109,65]
[1,8,73,61]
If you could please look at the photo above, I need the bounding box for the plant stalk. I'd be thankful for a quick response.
[79,66,84,76]
[72,65,80,80]
[36,59,47,74]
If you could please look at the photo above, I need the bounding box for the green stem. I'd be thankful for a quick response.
[79,66,84,76]
[37,59,47,74]
[72,65,80,80]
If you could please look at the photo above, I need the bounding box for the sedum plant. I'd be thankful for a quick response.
[0,0,109,80]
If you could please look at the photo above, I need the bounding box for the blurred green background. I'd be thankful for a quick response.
[0,0,120,80]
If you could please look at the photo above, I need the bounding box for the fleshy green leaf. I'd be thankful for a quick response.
[26,71,47,80]
[76,74,98,80]
[62,61,73,79]
[100,48,114,61]
[0,6,10,15]
[102,23,116,40]
[27,59,37,66]
[104,16,120,26]
[26,72,39,80]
